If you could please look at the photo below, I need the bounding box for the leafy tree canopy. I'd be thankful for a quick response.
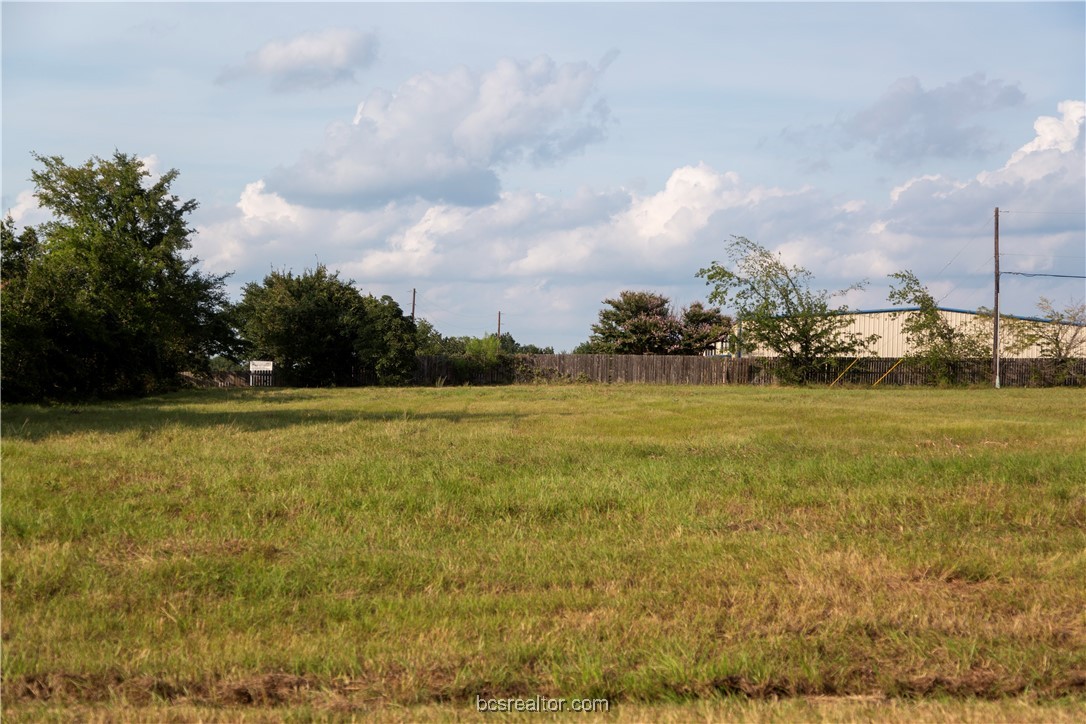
[677,301,732,355]
[494,332,555,356]
[235,265,417,387]
[1005,297,1086,365]
[887,269,989,384]
[414,319,447,356]
[357,293,419,385]
[1,152,236,401]
[579,290,729,355]
[697,236,873,380]
[415,325,555,357]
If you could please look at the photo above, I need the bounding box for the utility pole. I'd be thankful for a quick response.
[497,311,502,337]
[410,288,416,321]
[993,207,1000,389]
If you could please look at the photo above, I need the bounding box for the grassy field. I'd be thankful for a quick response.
[2,385,1084,721]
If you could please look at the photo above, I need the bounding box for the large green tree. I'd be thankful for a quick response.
[236,266,417,386]
[579,290,728,355]
[1,153,236,401]
[676,301,732,355]
[697,236,874,381]
[592,290,676,354]
[357,293,419,385]
[414,319,448,355]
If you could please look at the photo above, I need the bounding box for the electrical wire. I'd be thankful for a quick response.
[1001,253,1086,260]
[1002,210,1086,215]
[937,255,995,305]
[933,215,992,280]
[1002,272,1086,279]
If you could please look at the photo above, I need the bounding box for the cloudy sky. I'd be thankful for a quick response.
[3,2,1084,351]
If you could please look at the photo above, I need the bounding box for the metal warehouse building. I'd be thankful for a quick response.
[727,307,1084,359]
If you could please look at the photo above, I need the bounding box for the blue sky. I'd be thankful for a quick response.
[3,2,1084,351]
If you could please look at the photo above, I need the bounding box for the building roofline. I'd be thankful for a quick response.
[744,307,1083,326]
[853,306,971,316]
[850,307,1081,326]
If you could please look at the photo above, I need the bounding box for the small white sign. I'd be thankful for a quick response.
[249,360,274,372]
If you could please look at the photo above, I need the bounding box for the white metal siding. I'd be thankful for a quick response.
[726,310,1080,359]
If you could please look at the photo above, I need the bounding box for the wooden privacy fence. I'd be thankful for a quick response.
[183,355,1085,388]
[415,354,1086,387]
[512,354,777,385]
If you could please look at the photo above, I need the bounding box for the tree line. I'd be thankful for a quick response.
[577,235,1083,385]
[0,152,562,402]
[1,154,391,399]
[710,235,1084,384]
[3,153,1082,401]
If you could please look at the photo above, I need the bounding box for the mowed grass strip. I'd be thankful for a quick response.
[2,386,1084,714]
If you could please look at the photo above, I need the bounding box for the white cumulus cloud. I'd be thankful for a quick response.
[6,189,46,226]
[266,54,613,210]
[983,100,1085,184]
[883,99,1085,236]
[217,28,378,92]
[193,101,1084,351]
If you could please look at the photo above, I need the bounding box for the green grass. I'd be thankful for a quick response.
[2,386,1084,719]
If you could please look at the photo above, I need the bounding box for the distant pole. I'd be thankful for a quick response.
[993,207,1000,389]
[497,311,502,337]
[411,288,416,321]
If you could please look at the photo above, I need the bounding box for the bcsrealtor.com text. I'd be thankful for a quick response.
[475,695,610,713]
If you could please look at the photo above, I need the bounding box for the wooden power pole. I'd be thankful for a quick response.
[993,207,1000,389]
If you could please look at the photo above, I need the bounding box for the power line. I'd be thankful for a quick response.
[417,290,493,315]
[1002,210,1086,216]
[1002,272,1086,280]
[928,213,993,306]
[1002,253,1086,260]
[933,215,991,279]
[938,255,996,305]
